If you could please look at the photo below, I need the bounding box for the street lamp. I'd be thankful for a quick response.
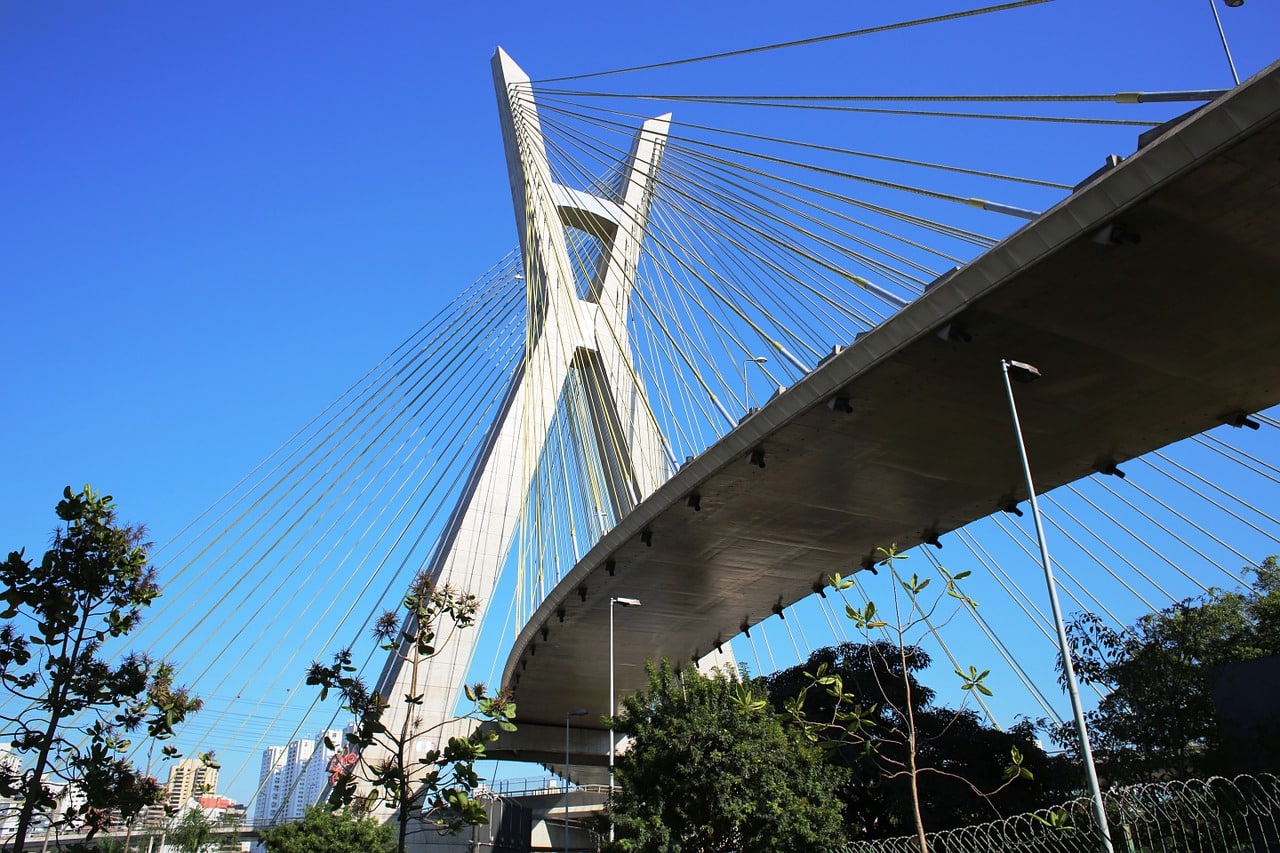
[1000,359,1115,853]
[564,708,588,853]
[1208,0,1242,85]
[742,356,768,411]
[608,596,642,842]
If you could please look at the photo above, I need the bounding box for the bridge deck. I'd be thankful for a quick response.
[498,59,1280,756]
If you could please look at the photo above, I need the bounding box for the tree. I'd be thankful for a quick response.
[773,547,1053,849]
[306,569,515,853]
[1061,555,1280,781]
[605,659,847,853]
[766,642,1077,839]
[168,807,215,853]
[86,841,126,853]
[0,486,202,850]
[259,805,396,853]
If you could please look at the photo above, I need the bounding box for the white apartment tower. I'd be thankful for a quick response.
[252,730,341,828]
[253,746,285,829]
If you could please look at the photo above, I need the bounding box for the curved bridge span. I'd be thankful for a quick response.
[494,61,1280,768]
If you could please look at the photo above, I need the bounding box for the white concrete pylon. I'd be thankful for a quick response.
[494,46,673,515]
[365,49,673,795]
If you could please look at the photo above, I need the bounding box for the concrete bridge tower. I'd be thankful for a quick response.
[360,48,674,841]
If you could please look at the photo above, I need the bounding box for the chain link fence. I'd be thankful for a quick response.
[838,773,1280,853]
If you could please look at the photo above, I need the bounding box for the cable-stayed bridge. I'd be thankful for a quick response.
[479,52,1280,780]
[74,4,1280,822]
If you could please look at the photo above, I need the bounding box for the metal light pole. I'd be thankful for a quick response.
[608,596,642,842]
[1208,0,1242,85]
[742,356,768,410]
[564,707,588,853]
[1000,359,1115,853]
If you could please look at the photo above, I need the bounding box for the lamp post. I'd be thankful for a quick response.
[1000,359,1115,853]
[742,356,768,411]
[608,596,642,842]
[564,707,588,853]
[1208,0,1242,84]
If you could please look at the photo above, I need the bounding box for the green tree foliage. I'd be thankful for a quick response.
[766,641,1077,839]
[0,486,202,850]
[89,841,126,853]
[62,840,129,853]
[168,808,215,853]
[770,548,1069,850]
[259,805,396,853]
[306,569,515,853]
[606,659,847,853]
[162,808,242,853]
[1061,555,1280,781]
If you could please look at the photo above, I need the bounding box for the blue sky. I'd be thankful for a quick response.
[6,0,1277,566]
[4,0,1278,805]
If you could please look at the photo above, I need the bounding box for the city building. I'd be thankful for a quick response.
[161,796,248,853]
[0,744,21,837]
[165,757,220,812]
[251,730,341,828]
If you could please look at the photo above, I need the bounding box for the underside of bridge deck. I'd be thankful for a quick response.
[495,59,1280,770]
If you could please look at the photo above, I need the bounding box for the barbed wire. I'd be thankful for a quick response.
[837,773,1280,853]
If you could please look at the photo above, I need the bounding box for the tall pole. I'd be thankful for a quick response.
[1000,359,1115,853]
[1207,0,1241,86]
[564,708,588,853]
[608,597,641,843]
[609,599,617,844]
[742,356,768,411]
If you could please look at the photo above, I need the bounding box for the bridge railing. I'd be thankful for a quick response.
[837,773,1280,853]
[482,775,573,798]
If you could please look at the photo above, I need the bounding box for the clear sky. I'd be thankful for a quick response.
[3,0,1278,806]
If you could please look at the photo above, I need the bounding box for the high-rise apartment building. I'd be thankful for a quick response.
[0,745,22,836]
[165,757,220,812]
[252,730,341,828]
